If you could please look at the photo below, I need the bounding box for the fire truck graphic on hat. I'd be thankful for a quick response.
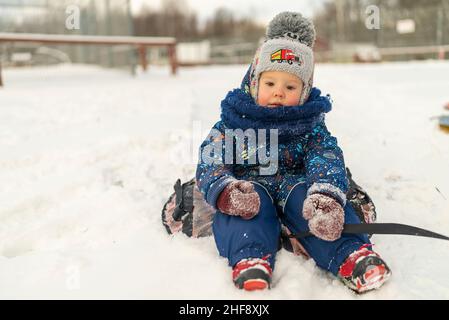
[271,49,302,65]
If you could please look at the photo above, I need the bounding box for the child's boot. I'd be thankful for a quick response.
[338,244,391,294]
[232,257,272,291]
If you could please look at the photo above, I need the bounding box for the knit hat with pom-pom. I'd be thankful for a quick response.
[248,12,316,105]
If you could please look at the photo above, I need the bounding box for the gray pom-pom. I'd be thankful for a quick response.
[266,11,316,47]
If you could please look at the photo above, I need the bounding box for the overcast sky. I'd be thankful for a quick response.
[131,0,326,25]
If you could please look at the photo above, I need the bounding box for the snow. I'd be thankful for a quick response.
[0,61,448,299]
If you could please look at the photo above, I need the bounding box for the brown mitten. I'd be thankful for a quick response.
[217,180,260,220]
[303,193,344,241]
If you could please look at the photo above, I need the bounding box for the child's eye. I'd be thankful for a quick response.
[265,82,274,87]
[287,86,296,90]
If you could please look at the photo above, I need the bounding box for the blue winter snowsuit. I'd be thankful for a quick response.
[196,80,370,276]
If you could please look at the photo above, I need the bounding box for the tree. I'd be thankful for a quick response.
[133,0,199,41]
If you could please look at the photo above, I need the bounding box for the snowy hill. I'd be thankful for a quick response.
[0,62,448,299]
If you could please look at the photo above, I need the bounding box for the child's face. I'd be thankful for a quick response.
[257,71,303,107]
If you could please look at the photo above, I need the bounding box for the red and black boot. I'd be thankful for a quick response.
[338,244,391,294]
[232,257,272,291]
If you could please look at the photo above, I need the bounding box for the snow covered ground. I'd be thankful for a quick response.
[0,61,448,299]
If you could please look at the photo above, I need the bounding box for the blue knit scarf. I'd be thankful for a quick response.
[220,87,332,140]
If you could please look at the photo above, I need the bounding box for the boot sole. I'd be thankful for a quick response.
[355,265,391,293]
[234,269,271,291]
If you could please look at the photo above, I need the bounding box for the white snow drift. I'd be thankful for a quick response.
[0,61,448,299]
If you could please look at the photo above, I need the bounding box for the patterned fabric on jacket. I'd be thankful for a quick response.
[196,85,348,211]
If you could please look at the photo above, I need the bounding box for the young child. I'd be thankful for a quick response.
[195,12,391,294]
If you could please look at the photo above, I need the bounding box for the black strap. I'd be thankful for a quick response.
[173,179,186,221]
[289,223,449,241]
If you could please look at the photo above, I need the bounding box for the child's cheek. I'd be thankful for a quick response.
[287,91,301,106]
[257,89,269,106]
[287,96,298,106]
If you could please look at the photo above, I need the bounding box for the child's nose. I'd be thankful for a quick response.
[273,87,285,98]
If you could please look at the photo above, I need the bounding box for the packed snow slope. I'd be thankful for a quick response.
[1,62,448,299]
